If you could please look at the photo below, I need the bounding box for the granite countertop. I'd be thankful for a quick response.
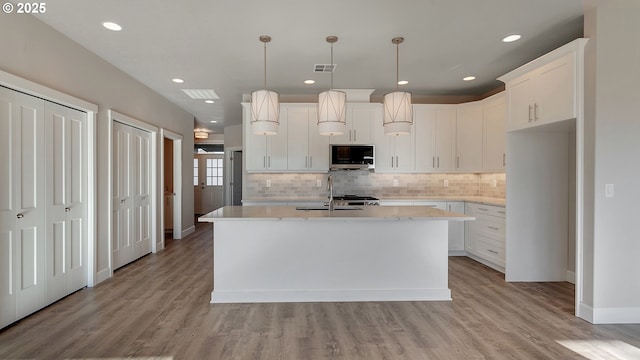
[242,196,505,207]
[199,205,475,222]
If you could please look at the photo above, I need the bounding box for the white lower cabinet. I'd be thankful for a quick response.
[447,202,465,255]
[465,203,506,272]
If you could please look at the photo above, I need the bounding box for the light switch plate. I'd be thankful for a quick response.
[266,179,271,188]
[605,183,614,198]
[393,179,399,187]
[316,179,322,188]
[444,179,449,187]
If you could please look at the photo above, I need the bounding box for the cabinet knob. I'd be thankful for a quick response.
[17,213,24,219]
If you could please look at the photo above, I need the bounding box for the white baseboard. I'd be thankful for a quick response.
[466,253,505,274]
[578,302,640,324]
[566,270,576,284]
[448,250,466,256]
[95,267,112,285]
[578,302,594,323]
[211,288,452,304]
[181,225,196,238]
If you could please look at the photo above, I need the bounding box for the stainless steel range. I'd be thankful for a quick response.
[332,195,380,207]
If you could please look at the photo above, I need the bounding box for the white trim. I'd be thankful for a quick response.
[0,69,99,288]
[95,268,112,285]
[466,253,505,274]
[181,225,196,238]
[592,307,640,325]
[211,289,452,304]
[566,270,576,284]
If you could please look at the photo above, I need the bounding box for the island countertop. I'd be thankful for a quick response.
[198,205,475,222]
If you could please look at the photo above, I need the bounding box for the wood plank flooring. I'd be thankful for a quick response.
[1,223,639,359]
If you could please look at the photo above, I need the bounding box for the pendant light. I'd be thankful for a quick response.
[318,36,346,136]
[251,35,280,135]
[383,37,413,135]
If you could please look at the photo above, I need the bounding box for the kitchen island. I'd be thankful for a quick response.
[199,206,473,304]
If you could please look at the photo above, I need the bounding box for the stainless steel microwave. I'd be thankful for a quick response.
[330,144,375,170]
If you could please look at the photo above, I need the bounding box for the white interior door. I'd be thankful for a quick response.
[112,122,152,270]
[195,154,224,214]
[0,87,47,325]
[45,102,88,303]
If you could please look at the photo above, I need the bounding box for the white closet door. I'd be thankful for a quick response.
[132,127,152,259]
[45,102,88,303]
[0,87,47,325]
[112,122,133,269]
[112,122,152,270]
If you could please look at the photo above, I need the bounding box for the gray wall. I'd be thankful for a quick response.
[0,14,195,281]
[584,0,640,322]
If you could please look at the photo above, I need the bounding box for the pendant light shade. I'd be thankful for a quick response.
[383,37,413,136]
[251,35,280,135]
[318,36,346,136]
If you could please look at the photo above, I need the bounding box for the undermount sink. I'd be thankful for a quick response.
[295,205,363,211]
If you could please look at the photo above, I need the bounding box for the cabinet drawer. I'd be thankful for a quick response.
[466,203,505,218]
[476,218,505,240]
[475,236,505,267]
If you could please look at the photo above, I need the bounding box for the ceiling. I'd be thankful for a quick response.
[34,0,589,134]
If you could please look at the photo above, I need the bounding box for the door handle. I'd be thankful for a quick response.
[534,103,539,121]
[65,207,71,212]
[528,105,533,122]
[120,199,126,203]
[17,213,24,219]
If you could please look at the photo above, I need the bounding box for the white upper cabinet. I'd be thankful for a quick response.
[415,105,457,172]
[244,103,288,171]
[286,104,329,172]
[374,118,415,173]
[456,101,483,172]
[329,103,379,145]
[482,93,507,171]
[499,39,587,131]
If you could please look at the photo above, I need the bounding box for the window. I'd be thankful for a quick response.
[193,158,198,186]
[206,158,223,186]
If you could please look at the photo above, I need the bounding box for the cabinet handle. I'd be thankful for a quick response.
[268,156,271,168]
[478,207,488,211]
[497,210,506,215]
[528,105,533,122]
[396,156,399,168]
[310,156,312,168]
[487,249,499,254]
[437,156,440,168]
[349,130,352,142]
[488,226,500,231]
[503,153,506,166]
[391,156,394,167]
[305,156,308,168]
[354,130,357,142]
[456,156,460,168]
[263,156,266,168]
[432,156,435,168]
[534,103,539,121]
[17,213,24,219]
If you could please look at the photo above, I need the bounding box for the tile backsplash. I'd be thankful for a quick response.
[246,172,506,199]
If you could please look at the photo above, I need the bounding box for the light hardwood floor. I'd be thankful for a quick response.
[1,223,639,360]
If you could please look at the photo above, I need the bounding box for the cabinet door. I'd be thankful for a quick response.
[350,105,376,144]
[286,106,310,170]
[307,107,330,171]
[245,109,269,171]
[536,52,576,125]
[435,109,457,172]
[456,103,483,171]
[414,106,437,172]
[483,95,506,171]
[393,131,415,172]
[507,74,534,130]
[374,129,395,172]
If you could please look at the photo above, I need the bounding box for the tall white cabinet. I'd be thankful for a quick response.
[0,87,88,329]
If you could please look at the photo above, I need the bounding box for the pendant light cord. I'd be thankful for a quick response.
[330,42,334,90]
[263,41,267,89]
[396,42,399,90]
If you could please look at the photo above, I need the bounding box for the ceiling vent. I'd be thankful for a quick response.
[314,64,336,73]
[181,89,220,100]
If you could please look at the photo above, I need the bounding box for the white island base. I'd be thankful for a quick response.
[200,206,469,304]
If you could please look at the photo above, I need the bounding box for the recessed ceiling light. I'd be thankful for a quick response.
[463,76,476,81]
[502,34,521,43]
[304,80,315,85]
[172,78,184,84]
[398,80,409,85]
[102,22,122,31]
[205,100,215,104]
[210,120,218,123]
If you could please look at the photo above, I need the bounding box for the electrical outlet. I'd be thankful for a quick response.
[443,179,449,187]
[491,179,497,188]
[393,179,399,187]
[316,179,322,188]
[266,179,271,188]
[605,183,614,198]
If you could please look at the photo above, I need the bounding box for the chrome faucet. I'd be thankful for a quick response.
[327,174,334,211]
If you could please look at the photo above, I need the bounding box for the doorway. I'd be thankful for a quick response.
[194,153,225,215]
[229,149,243,206]
[161,129,183,246]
